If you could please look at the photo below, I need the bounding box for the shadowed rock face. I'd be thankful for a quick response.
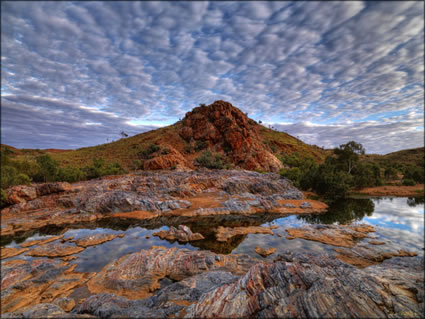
[87,246,260,299]
[185,254,424,318]
[2,170,316,239]
[76,271,239,318]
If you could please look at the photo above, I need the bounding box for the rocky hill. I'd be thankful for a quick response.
[2,101,327,172]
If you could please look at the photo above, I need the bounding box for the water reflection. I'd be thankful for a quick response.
[298,198,374,225]
[3,197,423,272]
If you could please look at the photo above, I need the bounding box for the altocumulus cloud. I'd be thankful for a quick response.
[1,1,423,153]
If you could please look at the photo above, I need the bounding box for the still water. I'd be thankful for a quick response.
[4,197,424,272]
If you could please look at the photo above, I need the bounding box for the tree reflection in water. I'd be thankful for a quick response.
[298,198,375,225]
[407,196,424,207]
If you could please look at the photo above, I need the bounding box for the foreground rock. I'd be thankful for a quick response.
[286,223,375,247]
[26,242,85,257]
[87,246,259,299]
[186,253,424,318]
[1,259,93,314]
[215,225,273,242]
[153,225,204,242]
[2,303,95,318]
[76,271,239,318]
[2,170,325,239]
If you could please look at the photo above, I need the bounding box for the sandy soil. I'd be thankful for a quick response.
[354,184,424,197]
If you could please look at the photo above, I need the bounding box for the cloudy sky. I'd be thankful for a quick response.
[1,1,424,154]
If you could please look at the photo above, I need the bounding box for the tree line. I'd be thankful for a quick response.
[278,141,424,201]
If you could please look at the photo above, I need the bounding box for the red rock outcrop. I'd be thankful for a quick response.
[143,146,192,170]
[179,101,283,172]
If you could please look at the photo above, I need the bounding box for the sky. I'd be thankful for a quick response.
[1,1,424,154]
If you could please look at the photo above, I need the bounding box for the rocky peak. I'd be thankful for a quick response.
[179,101,282,172]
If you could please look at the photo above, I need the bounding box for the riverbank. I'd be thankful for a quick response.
[351,184,424,197]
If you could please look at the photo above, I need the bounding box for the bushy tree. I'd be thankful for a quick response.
[57,166,86,183]
[36,154,59,182]
[403,165,424,184]
[334,141,365,174]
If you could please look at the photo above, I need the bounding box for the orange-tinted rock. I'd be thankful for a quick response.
[75,234,119,248]
[1,259,92,314]
[6,185,37,204]
[21,235,64,248]
[87,246,259,299]
[255,246,276,257]
[216,226,273,242]
[1,247,30,259]
[27,242,85,257]
[335,245,418,268]
[286,224,375,247]
[181,101,283,172]
[153,225,204,242]
[143,146,191,170]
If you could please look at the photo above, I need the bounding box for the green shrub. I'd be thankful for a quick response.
[36,154,59,182]
[57,166,86,183]
[1,166,18,188]
[195,151,227,169]
[139,144,161,159]
[195,140,208,151]
[14,173,31,186]
[184,145,193,154]
[161,148,170,155]
[402,179,416,186]
[403,166,424,183]
[1,189,8,208]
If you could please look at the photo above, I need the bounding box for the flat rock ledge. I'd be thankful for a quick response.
[153,225,204,242]
[216,225,273,242]
[286,223,375,247]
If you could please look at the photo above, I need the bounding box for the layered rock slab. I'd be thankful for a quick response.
[153,225,204,242]
[185,254,424,318]
[26,242,85,257]
[285,223,375,247]
[76,271,239,318]
[1,259,93,314]
[215,226,273,242]
[87,246,259,299]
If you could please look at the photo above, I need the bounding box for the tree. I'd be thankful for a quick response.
[334,141,365,174]
[120,131,129,138]
[36,155,59,182]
